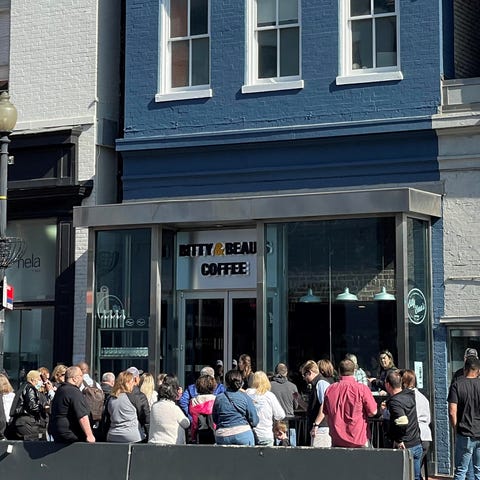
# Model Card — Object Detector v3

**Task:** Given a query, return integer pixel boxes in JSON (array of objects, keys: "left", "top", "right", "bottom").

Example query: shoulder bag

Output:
[{"left": 224, "top": 392, "right": 259, "bottom": 445}]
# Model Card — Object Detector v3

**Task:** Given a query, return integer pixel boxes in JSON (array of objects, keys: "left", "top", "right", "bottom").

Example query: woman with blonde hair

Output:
[
  {"left": 140, "top": 372, "right": 158, "bottom": 407},
  {"left": 0, "top": 374, "right": 15, "bottom": 424},
  {"left": 51, "top": 364, "right": 68, "bottom": 388},
  {"left": 318, "top": 359, "right": 335, "bottom": 381},
  {"left": 8, "top": 370, "right": 50, "bottom": 440},
  {"left": 246, "top": 370, "right": 285, "bottom": 445},
  {"left": 107, "top": 371, "right": 143, "bottom": 443}
]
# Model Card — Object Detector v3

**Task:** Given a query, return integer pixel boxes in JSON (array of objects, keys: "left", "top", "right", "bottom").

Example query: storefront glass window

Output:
[
  {"left": 265, "top": 218, "right": 397, "bottom": 387},
  {"left": 160, "top": 229, "right": 176, "bottom": 374},
  {"left": 4, "top": 307, "right": 55, "bottom": 388},
  {"left": 406, "top": 218, "right": 431, "bottom": 392},
  {"left": 6, "top": 219, "right": 57, "bottom": 302},
  {"left": 94, "top": 229, "right": 151, "bottom": 375}
]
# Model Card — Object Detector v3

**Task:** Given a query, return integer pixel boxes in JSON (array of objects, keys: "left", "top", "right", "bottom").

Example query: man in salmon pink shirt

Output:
[{"left": 323, "top": 358, "right": 378, "bottom": 447}]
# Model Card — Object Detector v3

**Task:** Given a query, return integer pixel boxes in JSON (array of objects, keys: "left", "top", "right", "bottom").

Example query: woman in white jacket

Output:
[{"left": 246, "top": 371, "right": 285, "bottom": 446}]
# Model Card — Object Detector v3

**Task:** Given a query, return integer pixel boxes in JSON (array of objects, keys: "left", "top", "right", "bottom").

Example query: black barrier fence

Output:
[{"left": 0, "top": 441, "right": 412, "bottom": 480}]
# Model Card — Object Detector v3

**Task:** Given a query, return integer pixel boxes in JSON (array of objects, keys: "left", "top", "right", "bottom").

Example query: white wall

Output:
[
  {"left": 8, "top": 0, "right": 121, "bottom": 363},
  {"left": 438, "top": 128, "right": 480, "bottom": 319}
]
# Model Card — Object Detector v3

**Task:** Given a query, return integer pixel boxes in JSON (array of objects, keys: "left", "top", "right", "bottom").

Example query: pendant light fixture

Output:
[
  {"left": 299, "top": 288, "right": 321, "bottom": 303},
  {"left": 373, "top": 286, "right": 396, "bottom": 301},
  {"left": 336, "top": 287, "right": 358, "bottom": 301}
]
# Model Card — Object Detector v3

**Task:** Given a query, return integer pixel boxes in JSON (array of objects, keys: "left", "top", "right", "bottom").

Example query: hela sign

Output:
[{"left": 176, "top": 229, "right": 257, "bottom": 290}]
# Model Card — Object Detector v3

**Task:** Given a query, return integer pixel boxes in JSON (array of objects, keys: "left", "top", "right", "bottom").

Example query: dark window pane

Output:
[
  {"left": 192, "top": 37, "right": 209, "bottom": 85},
  {"left": 258, "top": 29, "right": 277, "bottom": 78},
  {"left": 374, "top": 0, "right": 395, "bottom": 14},
  {"left": 171, "top": 40, "right": 189, "bottom": 87},
  {"left": 351, "top": 0, "right": 371, "bottom": 16},
  {"left": 171, "top": 0, "right": 188, "bottom": 38},
  {"left": 190, "top": 0, "right": 208, "bottom": 35},
  {"left": 257, "top": 0, "right": 276, "bottom": 27},
  {"left": 9, "top": 145, "right": 72, "bottom": 180},
  {"left": 351, "top": 19, "right": 372, "bottom": 69},
  {"left": 279, "top": 0, "right": 298, "bottom": 24},
  {"left": 280, "top": 27, "right": 299, "bottom": 76},
  {"left": 376, "top": 17, "right": 397, "bottom": 67}
]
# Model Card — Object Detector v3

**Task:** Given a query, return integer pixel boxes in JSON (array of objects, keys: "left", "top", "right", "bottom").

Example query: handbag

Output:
[{"left": 224, "top": 392, "right": 259, "bottom": 445}]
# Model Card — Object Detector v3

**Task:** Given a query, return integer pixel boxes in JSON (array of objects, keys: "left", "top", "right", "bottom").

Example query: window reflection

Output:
[
  {"left": 266, "top": 218, "right": 397, "bottom": 384},
  {"left": 94, "top": 229, "right": 151, "bottom": 375}
]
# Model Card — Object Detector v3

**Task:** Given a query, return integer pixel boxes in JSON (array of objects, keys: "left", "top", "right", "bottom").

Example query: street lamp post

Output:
[{"left": 0, "top": 91, "right": 18, "bottom": 373}]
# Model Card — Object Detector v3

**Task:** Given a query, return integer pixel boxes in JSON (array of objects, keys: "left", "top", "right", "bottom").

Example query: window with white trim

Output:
[
  {"left": 157, "top": 0, "right": 212, "bottom": 102},
  {"left": 243, "top": 0, "right": 303, "bottom": 94},
  {"left": 337, "top": 0, "right": 403, "bottom": 85},
  {"left": 0, "top": 0, "right": 11, "bottom": 91}
]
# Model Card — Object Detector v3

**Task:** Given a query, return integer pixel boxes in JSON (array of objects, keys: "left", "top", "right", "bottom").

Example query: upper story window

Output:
[
  {"left": 243, "top": 0, "right": 304, "bottom": 94},
  {"left": 337, "top": 0, "right": 403, "bottom": 85},
  {"left": 0, "top": 0, "right": 11, "bottom": 91},
  {"left": 156, "top": 0, "right": 212, "bottom": 102}
]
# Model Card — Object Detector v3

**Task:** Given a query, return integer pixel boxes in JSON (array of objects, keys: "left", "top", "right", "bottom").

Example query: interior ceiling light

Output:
[
  {"left": 373, "top": 286, "right": 396, "bottom": 301},
  {"left": 299, "top": 288, "right": 321, "bottom": 303},
  {"left": 336, "top": 288, "right": 358, "bottom": 301}
]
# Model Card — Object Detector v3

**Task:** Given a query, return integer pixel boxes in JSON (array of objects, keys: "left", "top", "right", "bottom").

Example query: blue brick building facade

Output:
[{"left": 74, "top": 0, "right": 466, "bottom": 474}]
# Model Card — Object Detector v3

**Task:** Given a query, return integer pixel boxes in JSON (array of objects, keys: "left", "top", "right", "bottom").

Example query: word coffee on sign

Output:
[{"left": 179, "top": 240, "right": 257, "bottom": 277}]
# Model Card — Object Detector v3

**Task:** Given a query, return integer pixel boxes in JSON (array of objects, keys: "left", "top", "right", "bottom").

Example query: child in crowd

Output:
[{"left": 273, "top": 420, "right": 290, "bottom": 446}]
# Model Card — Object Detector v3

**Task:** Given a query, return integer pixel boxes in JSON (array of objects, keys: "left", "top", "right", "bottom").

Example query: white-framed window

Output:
[
  {"left": 156, "top": 0, "right": 212, "bottom": 102},
  {"left": 243, "top": 0, "right": 304, "bottom": 94},
  {"left": 0, "top": 0, "right": 11, "bottom": 91},
  {"left": 337, "top": 0, "right": 403, "bottom": 85}
]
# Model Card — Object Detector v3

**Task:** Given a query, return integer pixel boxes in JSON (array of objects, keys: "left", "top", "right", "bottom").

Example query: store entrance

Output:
[{"left": 178, "top": 291, "right": 256, "bottom": 387}]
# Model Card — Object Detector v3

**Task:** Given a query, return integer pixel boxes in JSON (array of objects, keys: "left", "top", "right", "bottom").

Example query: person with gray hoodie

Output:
[{"left": 270, "top": 363, "right": 299, "bottom": 418}]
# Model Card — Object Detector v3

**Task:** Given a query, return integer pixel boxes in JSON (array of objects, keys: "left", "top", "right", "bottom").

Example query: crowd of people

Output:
[{"left": 1, "top": 348, "right": 477, "bottom": 480}]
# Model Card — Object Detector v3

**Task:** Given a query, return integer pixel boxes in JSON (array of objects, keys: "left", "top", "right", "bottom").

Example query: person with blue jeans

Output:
[
  {"left": 448, "top": 356, "right": 480, "bottom": 480},
  {"left": 212, "top": 369, "right": 259, "bottom": 445},
  {"left": 384, "top": 370, "right": 423, "bottom": 480}
]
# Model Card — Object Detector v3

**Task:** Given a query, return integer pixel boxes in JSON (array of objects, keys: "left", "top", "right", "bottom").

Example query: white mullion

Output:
[
  {"left": 276, "top": 0, "right": 280, "bottom": 79},
  {"left": 370, "top": 0, "right": 375, "bottom": 69},
  {"left": 187, "top": 0, "right": 192, "bottom": 87},
  {"left": 165, "top": 0, "right": 172, "bottom": 92},
  {"left": 395, "top": 0, "right": 400, "bottom": 68},
  {"left": 252, "top": 0, "right": 258, "bottom": 83}
]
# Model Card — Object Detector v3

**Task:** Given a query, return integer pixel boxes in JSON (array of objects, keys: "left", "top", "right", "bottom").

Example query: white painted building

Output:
[{"left": 1, "top": 0, "right": 122, "bottom": 382}]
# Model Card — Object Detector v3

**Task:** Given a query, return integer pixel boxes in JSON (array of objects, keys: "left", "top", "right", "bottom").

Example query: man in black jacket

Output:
[
  {"left": 385, "top": 370, "right": 422, "bottom": 480},
  {"left": 126, "top": 366, "right": 150, "bottom": 440}
]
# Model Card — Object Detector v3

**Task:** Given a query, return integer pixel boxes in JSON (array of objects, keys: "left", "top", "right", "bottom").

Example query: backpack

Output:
[
  {"left": 95, "top": 395, "right": 111, "bottom": 441},
  {"left": 82, "top": 381, "right": 105, "bottom": 422},
  {"left": 196, "top": 413, "right": 215, "bottom": 444}
]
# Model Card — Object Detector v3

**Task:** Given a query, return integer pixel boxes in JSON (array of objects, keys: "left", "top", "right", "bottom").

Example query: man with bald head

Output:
[
  {"left": 78, "top": 361, "right": 101, "bottom": 389},
  {"left": 48, "top": 366, "right": 96, "bottom": 443},
  {"left": 270, "top": 363, "right": 299, "bottom": 418}
]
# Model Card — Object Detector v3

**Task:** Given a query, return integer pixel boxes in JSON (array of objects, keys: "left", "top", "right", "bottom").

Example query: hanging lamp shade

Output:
[
  {"left": 336, "top": 287, "right": 358, "bottom": 301},
  {"left": 373, "top": 286, "right": 396, "bottom": 301},
  {"left": 299, "top": 288, "right": 321, "bottom": 303}
]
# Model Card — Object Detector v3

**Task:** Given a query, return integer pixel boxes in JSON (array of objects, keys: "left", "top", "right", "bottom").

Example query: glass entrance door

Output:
[{"left": 179, "top": 291, "right": 256, "bottom": 387}]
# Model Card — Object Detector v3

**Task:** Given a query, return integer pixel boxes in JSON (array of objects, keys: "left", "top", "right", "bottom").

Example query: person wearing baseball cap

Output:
[
  {"left": 451, "top": 348, "right": 479, "bottom": 385},
  {"left": 126, "top": 366, "right": 150, "bottom": 440}
]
